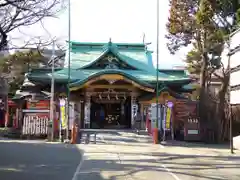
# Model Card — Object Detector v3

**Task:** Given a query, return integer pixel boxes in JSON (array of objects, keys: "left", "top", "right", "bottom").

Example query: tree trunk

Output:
[
  {"left": 0, "top": 27, "right": 7, "bottom": 51},
  {"left": 0, "top": 78, "right": 8, "bottom": 127},
  {"left": 198, "top": 53, "right": 209, "bottom": 140},
  {"left": 199, "top": 54, "right": 208, "bottom": 115},
  {"left": 216, "top": 75, "right": 229, "bottom": 142}
]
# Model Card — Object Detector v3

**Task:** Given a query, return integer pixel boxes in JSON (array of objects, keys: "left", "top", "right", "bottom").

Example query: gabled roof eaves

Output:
[
  {"left": 70, "top": 41, "right": 146, "bottom": 50},
  {"left": 12, "top": 90, "right": 50, "bottom": 100},
  {"left": 66, "top": 41, "right": 153, "bottom": 71},
  {"left": 77, "top": 47, "right": 137, "bottom": 70},
  {"left": 139, "top": 86, "right": 187, "bottom": 101},
  {"left": 26, "top": 67, "right": 192, "bottom": 86},
  {"left": 69, "top": 69, "right": 154, "bottom": 89}
]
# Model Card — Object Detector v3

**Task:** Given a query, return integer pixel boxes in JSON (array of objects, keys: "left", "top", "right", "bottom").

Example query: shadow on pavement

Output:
[
  {"left": 79, "top": 151, "right": 240, "bottom": 180},
  {"left": 161, "top": 140, "right": 232, "bottom": 150},
  {"left": 0, "top": 141, "right": 83, "bottom": 180}
]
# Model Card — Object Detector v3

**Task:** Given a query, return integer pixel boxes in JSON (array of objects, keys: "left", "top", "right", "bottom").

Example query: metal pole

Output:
[
  {"left": 230, "top": 103, "right": 234, "bottom": 154},
  {"left": 156, "top": 0, "right": 159, "bottom": 130},
  {"left": 228, "top": 45, "right": 234, "bottom": 154},
  {"left": 226, "top": 30, "right": 234, "bottom": 154},
  {"left": 66, "top": 0, "right": 71, "bottom": 140},
  {"left": 50, "top": 40, "right": 55, "bottom": 141},
  {"left": 228, "top": 65, "right": 234, "bottom": 154}
]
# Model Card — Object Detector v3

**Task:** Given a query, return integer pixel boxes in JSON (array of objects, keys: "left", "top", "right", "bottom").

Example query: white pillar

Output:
[
  {"left": 84, "top": 93, "right": 91, "bottom": 128},
  {"left": 131, "top": 95, "right": 137, "bottom": 128}
]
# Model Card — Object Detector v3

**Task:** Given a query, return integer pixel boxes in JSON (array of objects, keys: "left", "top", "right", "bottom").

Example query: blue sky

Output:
[{"left": 10, "top": 0, "right": 186, "bottom": 69}]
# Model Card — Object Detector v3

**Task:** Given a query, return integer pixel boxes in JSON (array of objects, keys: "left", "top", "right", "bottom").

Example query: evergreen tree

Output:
[
  {"left": 166, "top": 0, "right": 239, "bottom": 141},
  {"left": 0, "top": 50, "right": 46, "bottom": 97}
]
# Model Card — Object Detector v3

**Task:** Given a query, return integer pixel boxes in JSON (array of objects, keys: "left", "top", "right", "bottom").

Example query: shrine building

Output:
[{"left": 17, "top": 40, "right": 194, "bottom": 130}]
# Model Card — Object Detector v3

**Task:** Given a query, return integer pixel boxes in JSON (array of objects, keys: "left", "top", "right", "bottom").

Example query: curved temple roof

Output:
[
  {"left": 25, "top": 40, "right": 194, "bottom": 93},
  {"left": 27, "top": 68, "right": 192, "bottom": 85},
  {"left": 64, "top": 41, "right": 155, "bottom": 72}
]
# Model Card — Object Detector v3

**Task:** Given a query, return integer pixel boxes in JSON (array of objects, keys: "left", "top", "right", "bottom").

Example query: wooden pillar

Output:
[
  {"left": 84, "top": 93, "right": 91, "bottom": 128},
  {"left": 120, "top": 100, "right": 125, "bottom": 124},
  {"left": 140, "top": 104, "right": 144, "bottom": 130},
  {"left": 76, "top": 101, "right": 81, "bottom": 127},
  {"left": 131, "top": 94, "right": 137, "bottom": 128}
]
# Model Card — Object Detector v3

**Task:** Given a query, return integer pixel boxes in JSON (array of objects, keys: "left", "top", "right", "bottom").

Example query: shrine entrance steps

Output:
[{"left": 78, "top": 129, "right": 151, "bottom": 145}]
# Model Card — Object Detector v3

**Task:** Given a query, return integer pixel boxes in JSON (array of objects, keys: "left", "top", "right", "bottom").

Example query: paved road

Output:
[
  {"left": 0, "top": 132, "right": 240, "bottom": 180},
  {"left": 75, "top": 131, "right": 240, "bottom": 180},
  {"left": 0, "top": 139, "right": 83, "bottom": 180}
]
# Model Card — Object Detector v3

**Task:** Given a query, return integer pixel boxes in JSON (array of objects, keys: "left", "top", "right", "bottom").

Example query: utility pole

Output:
[
  {"left": 66, "top": 0, "right": 71, "bottom": 141},
  {"left": 229, "top": 102, "right": 234, "bottom": 154},
  {"left": 50, "top": 40, "right": 56, "bottom": 141},
  {"left": 228, "top": 54, "right": 234, "bottom": 154},
  {"left": 227, "top": 35, "right": 234, "bottom": 154},
  {"left": 156, "top": 0, "right": 160, "bottom": 133}
]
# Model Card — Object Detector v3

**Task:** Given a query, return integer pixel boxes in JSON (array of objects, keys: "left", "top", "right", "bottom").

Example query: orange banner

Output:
[{"left": 27, "top": 100, "right": 50, "bottom": 109}]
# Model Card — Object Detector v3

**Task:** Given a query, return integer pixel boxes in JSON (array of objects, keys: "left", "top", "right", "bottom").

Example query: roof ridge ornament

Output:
[{"left": 108, "top": 38, "right": 112, "bottom": 46}]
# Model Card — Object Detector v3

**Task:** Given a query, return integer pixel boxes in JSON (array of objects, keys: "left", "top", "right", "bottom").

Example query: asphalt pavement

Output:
[
  {"left": 0, "top": 131, "right": 240, "bottom": 180},
  {"left": 0, "top": 139, "right": 83, "bottom": 180}
]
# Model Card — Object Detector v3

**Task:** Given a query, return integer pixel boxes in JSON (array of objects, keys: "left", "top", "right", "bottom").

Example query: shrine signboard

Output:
[
  {"left": 175, "top": 100, "right": 201, "bottom": 141},
  {"left": 22, "top": 100, "right": 50, "bottom": 136},
  {"left": 22, "top": 113, "right": 49, "bottom": 135},
  {"left": 27, "top": 100, "right": 49, "bottom": 109}
]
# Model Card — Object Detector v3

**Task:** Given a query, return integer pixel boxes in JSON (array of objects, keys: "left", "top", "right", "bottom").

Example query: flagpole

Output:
[
  {"left": 66, "top": 0, "right": 71, "bottom": 140},
  {"left": 156, "top": 0, "right": 159, "bottom": 134}
]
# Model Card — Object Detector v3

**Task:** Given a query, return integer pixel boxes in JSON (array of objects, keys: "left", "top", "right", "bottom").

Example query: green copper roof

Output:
[
  {"left": 27, "top": 68, "right": 191, "bottom": 85},
  {"left": 25, "top": 41, "right": 193, "bottom": 90},
  {"left": 181, "top": 84, "right": 196, "bottom": 92},
  {"left": 139, "top": 86, "right": 187, "bottom": 101},
  {"left": 69, "top": 70, "right": 154, "bottom": 88},
  {"left": 64, "top": 41, "right": 155, "bottom": 72},
  {"left": 159, "top": 69, "right": 188, "bottom": 77}
]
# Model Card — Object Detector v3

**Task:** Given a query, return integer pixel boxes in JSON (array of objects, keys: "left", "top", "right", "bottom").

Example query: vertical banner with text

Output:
[
  {"left": 60, "top": 99, "right": 66, "bottom": 129},
  {"left": 165, "top": 108, "right": 171, "bottom": 130}
]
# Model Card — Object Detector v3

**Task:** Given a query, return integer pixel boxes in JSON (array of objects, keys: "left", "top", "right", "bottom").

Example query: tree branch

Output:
[{"left": 0, "top": 0, "right": 66, "bottom": 51}]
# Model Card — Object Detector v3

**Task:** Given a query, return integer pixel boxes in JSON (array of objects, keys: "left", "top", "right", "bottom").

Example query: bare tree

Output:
[{"left": 0, "top": 0, "right": 66, "bottom": 51}]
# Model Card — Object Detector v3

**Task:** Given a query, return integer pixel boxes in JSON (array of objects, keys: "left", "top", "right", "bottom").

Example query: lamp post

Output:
[{"left": 66, "top": 0, "right": 71, "bottom": 140}]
